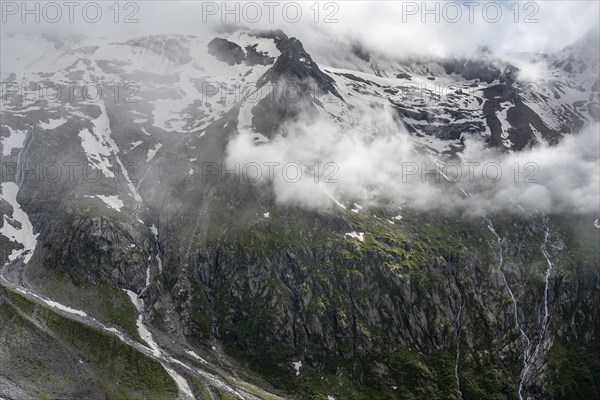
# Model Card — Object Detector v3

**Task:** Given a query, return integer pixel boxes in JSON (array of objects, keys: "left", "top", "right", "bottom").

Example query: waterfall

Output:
[
  {"left": 518, "top": 217, "right": 555, "bottom": 399},
  {"left": 454, "top": 297, "right": 464, "bottom": 400},
  {"left": 484, "top": 217, "right": 531, "bottom": 400},
  {"left": 150, "top": 224, "right": 164, "bottom": 273}
]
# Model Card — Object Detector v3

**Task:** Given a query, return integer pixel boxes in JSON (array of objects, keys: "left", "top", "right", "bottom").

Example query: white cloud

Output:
[
  {"left": 226, "top": 105, "right": 600, "bottom": 215},
  {"left": 2, "top": 1, "right": 598, "bottom": 58}
]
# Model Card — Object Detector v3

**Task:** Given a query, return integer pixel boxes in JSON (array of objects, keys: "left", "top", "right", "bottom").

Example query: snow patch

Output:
[
  {"left": 291, "top": 361, "right": 302, "bottom": 376},
  {"left": 39, "top": 117, "right": 67, "bottom": 130},
  {"left": 78, "top": 106, "right": 117, "bottom": 178},
  {"left": 125, "top": 289, "right": 196, "bottom": 399},
  {"left": 85, "top": 195, "right": 124, "bottom": 212},
  {"left": 127, "top": 141, "right": 143, "bottom": 152},
  {"left": 44, "top": 300, "right": 88, "bottom": 317},
  {"left": 350, "top": 203, "right": 362, "bottom": 213},
  {"left": 329, "top": 196, "right": 347, "bottom": 210},
  {"left": 124, "top": 289, "right": 161, "bottom": 357},
  {"left": 1, "top": 126, "right": 28, "bottom": 156},
  {"left": 0, "top": 182, "right": 39, "bottom": 263},
  {"left": 345, "top": 231, "right": 365, "bottom": 242},
  {"left": 497, "top": 102, "right": 515, "bottom": 148},
  {"left": 185, "top": 350, "right": 208, "bottom": 364},
  {"left": 163, "top": 365, "right": 195, "bottom": 399},
  {"left": 14, "top": 285, "right": 88, "bottom": 317},
  {"left": 146, "top": 143, "right": 163, "bottom": 162}
]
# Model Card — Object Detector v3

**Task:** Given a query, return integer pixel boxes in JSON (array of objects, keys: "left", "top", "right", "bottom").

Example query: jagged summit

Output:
[
  {"left": 257, "top": 37, "right": 342, "bottom": 99},
  {"left": 1, "top": 23, "right": 599, "bottom": 400},
  {"left": 251, "top": 28, "right": 289, "bottom": 49}
]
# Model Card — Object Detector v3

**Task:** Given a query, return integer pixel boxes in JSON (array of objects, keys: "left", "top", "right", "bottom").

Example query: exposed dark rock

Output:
[
  {"left": 482, "top": 84, "right": 563, "bottom": 149},
  {"left": 396, "top": 72, "right": 412, "bottom": 80},
  {"left": 442, "top": 58, "right": 518, "bottom": 84},
  {"left": 1, "top": 27, "right": 599, "bottom": 400},
  {"left": 257, "top": 37, "right": 342, "bottom": 100},
  {"left": 335, "top": 72, "right": 378, "bottom": 86},
  {"left": 207, "top": 38, "right": 245, "bottom": 65},
  {"left": 244, "top": 44, "right": 275, "bottom": 66}
]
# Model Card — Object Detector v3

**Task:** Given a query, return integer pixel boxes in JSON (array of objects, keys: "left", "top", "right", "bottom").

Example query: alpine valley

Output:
[{"left": 1, "top": 24, "right": 599, "bottom": 400}]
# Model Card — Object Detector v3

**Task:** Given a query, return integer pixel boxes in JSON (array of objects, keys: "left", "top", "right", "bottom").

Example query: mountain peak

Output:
[{"left": 257, "top": 36, "right": 342, "bottom": 99}]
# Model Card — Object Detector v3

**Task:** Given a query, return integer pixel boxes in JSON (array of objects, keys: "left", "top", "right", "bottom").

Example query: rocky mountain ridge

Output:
[{"left": 1, "top": 27, "right": 599, "bottom": 400}]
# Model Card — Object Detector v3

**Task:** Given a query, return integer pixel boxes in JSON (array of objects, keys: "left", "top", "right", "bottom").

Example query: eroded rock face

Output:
[
  {"left": 257, "top": 37, "right": 342, "bottom": 100},
  {"left": 441, "top": 58, "right": 518, "bottom": 84},
  {"left": 244, "top": 44, "right": 275, "bottom": 66},
  {"left": 1, "top": 27, "right": 599, "bottom": 400},
  {"left": 207, "top": 38, "right": 245, "bottom": 65},
  {"left": 154, "top": 201, "right": 599, "bottom": 400}
]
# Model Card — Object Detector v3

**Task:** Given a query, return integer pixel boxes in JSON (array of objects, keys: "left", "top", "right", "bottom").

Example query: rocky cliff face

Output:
[
  {"left": 1, "top": 28, "right": 599, "bottom": 400},
  {"left": 148, "top": 189, "right": 599, "bottom": 399}
]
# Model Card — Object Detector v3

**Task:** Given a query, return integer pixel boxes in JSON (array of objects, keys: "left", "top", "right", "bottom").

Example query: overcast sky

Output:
[{"left": 2, "top": 1, "right": 599, "bottom": 58}]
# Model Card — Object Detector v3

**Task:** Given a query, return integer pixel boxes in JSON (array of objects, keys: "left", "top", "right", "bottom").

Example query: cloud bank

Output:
[
  {"left": 1, "top": 1, "right": 598, "bottom": 59},
  {"left": 226, "top": 106, "right": 600, "bottom": 215}
]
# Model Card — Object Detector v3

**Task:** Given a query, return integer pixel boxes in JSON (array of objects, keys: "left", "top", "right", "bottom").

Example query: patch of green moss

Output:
[
  {"left": 179, "top": 206, "right": 597, "bottom": 400},
  {"left": 548, "top": 340, "right": 600, "bottom": 400},
  {"left": 218, "top": 392, "right": 238, "bottom": 400},
  {"left": 192, "top": 377, "right": 212, "bottom": 400},
  {"left": 28, "top": 274, "right": 140, "bottom": 340}
]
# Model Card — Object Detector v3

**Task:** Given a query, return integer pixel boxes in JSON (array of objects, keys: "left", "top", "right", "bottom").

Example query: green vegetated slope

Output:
[
  {"left": 10, "top": 170, "right": 598, "bottom": 400},
  {"left": 163, "top": 201, "right": 599, "bottom": 400},
  {"left": 0, "top": 285, "right": 177, "bottom": 400}
]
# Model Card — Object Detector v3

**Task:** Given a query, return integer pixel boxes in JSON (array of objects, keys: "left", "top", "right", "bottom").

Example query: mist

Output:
[
  {"left": 2, "top": 1, "right": 598, "bottom": 215},
  {"left": 226, "top": 105, "right": 600, "bottom": 215},
  {"left": 2, "top": 1, "right": 598, "bottom": 59}
]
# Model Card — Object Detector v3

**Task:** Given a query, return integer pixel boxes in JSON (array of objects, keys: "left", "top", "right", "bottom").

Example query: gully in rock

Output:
[
  {"left": 518, "top": 217, "right": 556, "bottom": 400},
  {"left": 454, "top": 296, "right": 464, "bottom": 400},
  {"left": 451, "top": 271, "right": 465, "bottom": 400},
  {"left": 484, "top": 217, "right": 531, "bottom": 400}
]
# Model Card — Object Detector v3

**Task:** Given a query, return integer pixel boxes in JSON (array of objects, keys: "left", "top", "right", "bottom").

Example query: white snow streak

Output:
[
  {"left": 39, "top": 117, "right": 67, "bottom": 130},
  {"left": 1, "top": 126, "right": 28, "bottom": 156},
  {"left": 0, "top": 182, "right": 39, "bottom": 263},
  {"left": 85, "top": 195, "right": 124, "bottom": 212},
  {"left": 345, "top": 231, "right": 365, "bottom": 242}
]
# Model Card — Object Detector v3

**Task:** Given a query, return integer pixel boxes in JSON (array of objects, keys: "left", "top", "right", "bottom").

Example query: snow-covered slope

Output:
[{"left": 1, "top": 26, "right": 598, "bottom": 400}]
